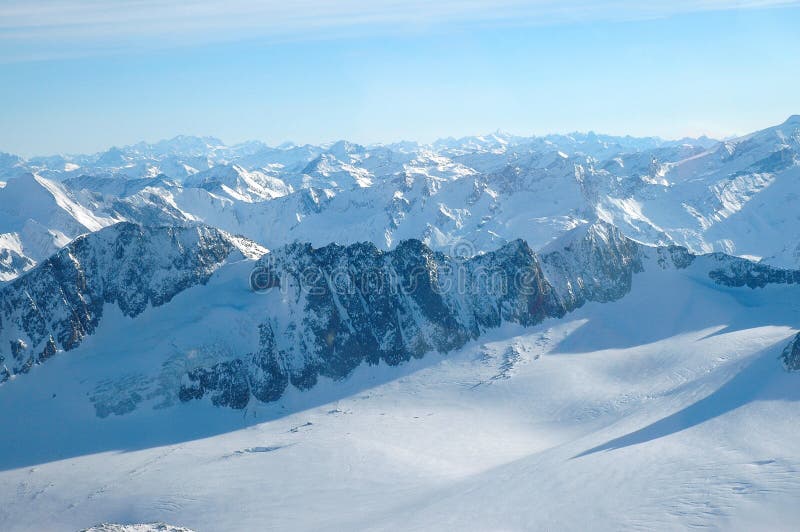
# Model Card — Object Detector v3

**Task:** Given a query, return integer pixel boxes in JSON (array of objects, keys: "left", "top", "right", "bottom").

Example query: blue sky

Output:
[{"left": 1, "top": 1, "right": 799, "bottom": 156}]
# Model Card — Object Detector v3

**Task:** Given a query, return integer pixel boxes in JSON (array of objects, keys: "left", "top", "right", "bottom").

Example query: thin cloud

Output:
[{"left": 2, "top": 0, "right": 799, "bottom": 61}]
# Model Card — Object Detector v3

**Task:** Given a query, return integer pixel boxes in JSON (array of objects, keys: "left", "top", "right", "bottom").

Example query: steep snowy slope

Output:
[
  {"left": 0, "top": 235, "right": 798, "bottom": 531},
  {"left": 62, "top": 175, "right": 181, "bottom": 199},
  {"left": 183, "top": 164, "right": 292, "bottom": 202},
  {"left": 0, "top": 173, "right": 124, "bottom": 279}
]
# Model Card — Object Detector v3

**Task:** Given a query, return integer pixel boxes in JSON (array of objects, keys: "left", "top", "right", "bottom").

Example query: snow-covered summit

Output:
[{"left": 184, "top": 164, "right": 292, "bottom": 202}]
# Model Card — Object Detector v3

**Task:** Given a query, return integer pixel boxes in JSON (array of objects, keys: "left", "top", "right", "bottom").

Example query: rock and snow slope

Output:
[
  {"left": 2, "top": 220, "right": 798, "bottom": 411},
  {"left": 0, "top": 173, "right": 123, "bottom": 280},
  {"left": 0, "top": 222, "right": 265, "bottom": 382}
]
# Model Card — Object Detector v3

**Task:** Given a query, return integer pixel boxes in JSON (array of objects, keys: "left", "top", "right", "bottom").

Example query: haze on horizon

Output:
[{"left": 1, "top": 0, "right": 799, "bottom": 157}]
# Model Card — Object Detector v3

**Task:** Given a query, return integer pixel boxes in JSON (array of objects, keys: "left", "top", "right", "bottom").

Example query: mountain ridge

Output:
[{"left": 4, "top": 218, "right": 798, "bottom": 413}]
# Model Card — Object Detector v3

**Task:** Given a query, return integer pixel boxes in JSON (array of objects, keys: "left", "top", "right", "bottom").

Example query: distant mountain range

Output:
[{"left": 2, "top": 119, "right": 797, "bottom": 286}]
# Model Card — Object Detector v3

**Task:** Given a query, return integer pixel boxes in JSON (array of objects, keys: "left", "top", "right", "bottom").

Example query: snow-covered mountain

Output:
[
  {"left": 3, "top": 218, "right": 796, "bottom": 412},
  {"left": 183, "top": 164, "right": 292, "bottom": 202},
  {"left": 2, "top": 119, "right": 800, "bottom": 531},
  {"left": 589, "top": 115, "right": 800, "bottom": 265}
]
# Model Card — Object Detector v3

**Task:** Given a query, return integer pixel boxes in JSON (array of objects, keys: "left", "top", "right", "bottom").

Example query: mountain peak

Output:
[{"left": 783, "top": 114, "right": 800, "bottom": 126}]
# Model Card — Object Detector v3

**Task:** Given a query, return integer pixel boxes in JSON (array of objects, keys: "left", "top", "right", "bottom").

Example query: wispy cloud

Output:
[{"left": 2, "top": 0, "right": 799, "bottom": 61}]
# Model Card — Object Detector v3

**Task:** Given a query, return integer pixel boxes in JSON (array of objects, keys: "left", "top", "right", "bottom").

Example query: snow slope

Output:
[{"left": 0, "top": 247, "right": 799, "bottom": 530}]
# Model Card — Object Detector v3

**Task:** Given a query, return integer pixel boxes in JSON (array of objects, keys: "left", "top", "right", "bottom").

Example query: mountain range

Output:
[
  {"left": 1, "top": 118, "right": 800, "bottom": 531},
  {"left": 3, "top": 118, "right": 795, "bottom": 284}
]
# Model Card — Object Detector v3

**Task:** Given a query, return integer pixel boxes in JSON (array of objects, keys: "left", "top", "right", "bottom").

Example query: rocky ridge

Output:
[
  {"left": 180, "top": 221, "right": 800, "bottom": 409},
  {"left": 0, "top": 222, "right": 264, "bottom": 382}
]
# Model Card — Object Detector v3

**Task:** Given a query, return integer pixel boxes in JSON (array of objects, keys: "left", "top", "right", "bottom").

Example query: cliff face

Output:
[
  {"left": 539, "top": 221, "right": 644, "bottom": 310},
  {"left": 782, "top": 333, "right": 800, "bottom": 371}
]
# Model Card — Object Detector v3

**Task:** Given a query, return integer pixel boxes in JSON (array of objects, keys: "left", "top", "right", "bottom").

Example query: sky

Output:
[{"left": 1, "top": 1, "right": 799, "bottom": 156}]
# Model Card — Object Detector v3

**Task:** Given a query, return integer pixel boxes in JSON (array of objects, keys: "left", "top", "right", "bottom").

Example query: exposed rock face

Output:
[
  {"left": 179, "top": 237, "right": 566, "bottom": 407},
  {"left": 0, "top": 222, "right": 263, "bottom": 381},
  {"left": 704, "top": 253, "right": 800, "bottom": 288},
  {"left": 540, "top": 221, "right": 644, "bottom": 310},
  {"left": 781, "top": 333, "right": 800, "bottom": 371},
  {"left": 180, "top": 322, "right": 286, "bottom": 408},
  {"left": 652, "top": 245, "right": 696, "bottom": 270}
]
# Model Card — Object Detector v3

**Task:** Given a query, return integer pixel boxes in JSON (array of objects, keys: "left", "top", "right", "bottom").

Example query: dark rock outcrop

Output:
[
  {"left": 781, "top": 333, "right": 800, "bottom": 371},
  {"left": 539, "top": 221, "right": 643, "bottom": 310},
  {"left": 705, "top": 254, "right": 800, "bottom": 288}
]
